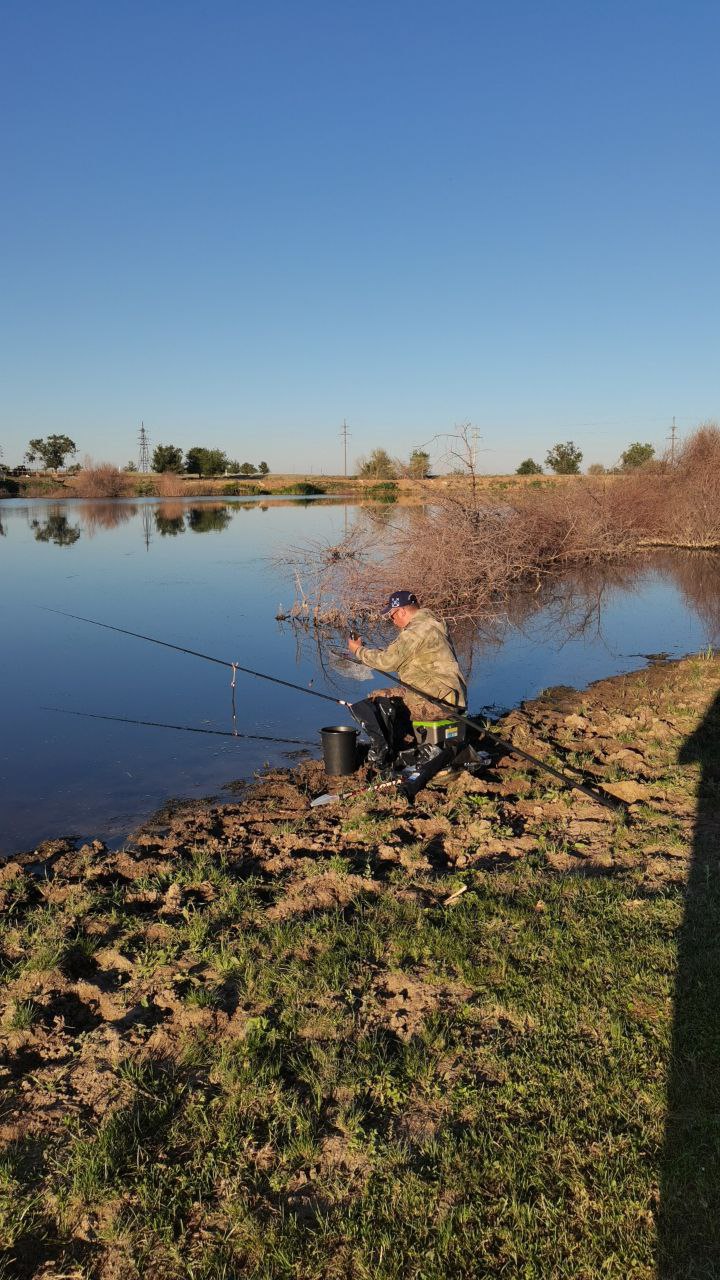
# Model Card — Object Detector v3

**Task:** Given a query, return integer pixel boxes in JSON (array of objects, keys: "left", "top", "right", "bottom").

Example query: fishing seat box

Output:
[{"left": 411, "top": 718, "right": 466, "bottom": 747}]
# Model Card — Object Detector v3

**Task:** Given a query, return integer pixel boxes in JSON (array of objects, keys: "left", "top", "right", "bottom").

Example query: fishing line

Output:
[
  {"left": 230, "top": 663, "right": 238, "bottom": 735},
  {"left": 43, "top": 707, "right": 314, "bottom": 746}
]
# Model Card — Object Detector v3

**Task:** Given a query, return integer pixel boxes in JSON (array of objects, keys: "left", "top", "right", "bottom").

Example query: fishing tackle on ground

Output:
[{"left": 331, "top": 648, "right": 625, "bottom": 813}]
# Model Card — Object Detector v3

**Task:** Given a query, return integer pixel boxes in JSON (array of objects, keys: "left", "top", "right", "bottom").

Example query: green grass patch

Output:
[
  {"left": 366, "top": 481, "right": 399, "bottom": 501},
  {"left": 278, "top": 482, "right": 326, "bottom": 496}
]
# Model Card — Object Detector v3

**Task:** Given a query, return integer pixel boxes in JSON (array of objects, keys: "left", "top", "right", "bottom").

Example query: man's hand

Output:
[{"left": 348, "top": 634, "right": 362, "bottom": 656}]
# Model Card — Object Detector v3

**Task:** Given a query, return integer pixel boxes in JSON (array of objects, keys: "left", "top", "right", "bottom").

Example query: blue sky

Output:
[{"left": 1, "top": 1, "right": 718, "bottom": 473}]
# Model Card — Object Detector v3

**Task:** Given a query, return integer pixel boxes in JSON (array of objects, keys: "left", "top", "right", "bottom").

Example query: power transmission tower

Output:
[
  {"left": 138, "top": 422, "right": 150, "bottom": 473},
  {"left": 339, "top": 419, "right": 350, "bottom": 478},
  {"left": 667, "top": 416, "right": 678, "bottom": 464}
]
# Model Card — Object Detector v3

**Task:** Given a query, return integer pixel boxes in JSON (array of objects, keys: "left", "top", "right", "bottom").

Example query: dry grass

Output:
[
  {"left": 74, "top": 462, "right": 134, "bottom": 499},
  {"left": 153, "top": 472, "right": 189, "bottom": 497}
]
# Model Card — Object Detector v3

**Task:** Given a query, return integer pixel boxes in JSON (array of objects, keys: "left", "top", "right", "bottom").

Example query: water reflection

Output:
[
  {"left": 155, "top": 506, "right": 186, "bottom": 536},
  {"left": 31, "top": 512, "right": 81, "bottom": 546},
  {"left": 79, "top": 502, "right": 139, "bottom": 534},
  {"left": 187, "top": 504, "right": 233, "bottom": 533},
  {"left": 2, "top": 494, "right": 720, "bottom": 857},
  {"left": 655, "top": 551, "right": 720, "bottom": 643}
]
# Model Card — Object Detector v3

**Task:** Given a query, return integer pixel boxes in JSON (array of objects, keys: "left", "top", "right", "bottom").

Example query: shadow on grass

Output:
[{"left": 660, "top": 688, "right": 720, "bottom": 1276}]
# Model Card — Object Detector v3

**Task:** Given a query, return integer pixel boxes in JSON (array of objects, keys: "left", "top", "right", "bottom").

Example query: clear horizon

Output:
[{"left": 1, "top": 2, "right": 718, "bottom": 473}]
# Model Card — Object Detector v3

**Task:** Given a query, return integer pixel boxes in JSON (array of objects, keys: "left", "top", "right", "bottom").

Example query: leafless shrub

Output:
[
  {"left": 154, "top": 472, "right": 188, "bottom": 497},
  {"left": 661, "top": 422, "right": 720, "bottom": 547},
  {"left": 76, "top": 461, "right": 133, "bottom": 498}
]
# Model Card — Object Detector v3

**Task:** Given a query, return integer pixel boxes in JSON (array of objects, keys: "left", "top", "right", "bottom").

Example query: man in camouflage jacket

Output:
[{"left": 348, "top": 590, "right": 467, "bottom": 771}]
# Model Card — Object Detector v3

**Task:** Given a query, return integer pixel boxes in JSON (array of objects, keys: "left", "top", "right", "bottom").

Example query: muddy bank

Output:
[{"left": 1, "top": 653, "right": 717, "bottom": 1278}]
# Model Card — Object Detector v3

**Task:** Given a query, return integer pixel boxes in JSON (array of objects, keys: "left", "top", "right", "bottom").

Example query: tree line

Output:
[
  {"left": 357, "top": 441, "right": 658, "bottom": 479},
  {"left": 7, "top": 434, "right": 658, "bottom": 480},
  {"left": 150, "top": 445, "right": 269, "bottom": 477},
  {"left": 12, "top": 435, "right": 270, "bottom": 478},
  {"left": 516, "top": 441, "right": 656, "bottom": 475}
]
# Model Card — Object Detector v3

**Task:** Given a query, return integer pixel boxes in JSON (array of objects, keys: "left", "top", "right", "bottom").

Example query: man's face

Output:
[{"left": 390, "top": 606, "right": 409, "bottom": 629}]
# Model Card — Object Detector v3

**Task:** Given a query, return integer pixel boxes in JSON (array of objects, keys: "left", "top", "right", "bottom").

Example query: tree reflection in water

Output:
[
  {"left": 187, "top": 504, "right": 233, "bottom": 533},
  {"left": 154, "top": 504, "right": 186, "bottom": 537},
  {"left": 655, "top": 550, "right": 720, "bottom": 643},
  {"left": 31, "top": 512, "right": 81, "bottom": 546}
]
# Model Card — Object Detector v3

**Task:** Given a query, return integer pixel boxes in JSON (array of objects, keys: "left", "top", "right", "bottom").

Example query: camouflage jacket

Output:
[{"left": 357, "top": 609, "right": 467, "bottom": 711}]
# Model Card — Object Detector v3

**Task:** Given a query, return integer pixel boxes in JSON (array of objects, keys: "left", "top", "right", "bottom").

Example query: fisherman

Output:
[{"left": 348, "top": 589, "right": 467, "bottom": 772}]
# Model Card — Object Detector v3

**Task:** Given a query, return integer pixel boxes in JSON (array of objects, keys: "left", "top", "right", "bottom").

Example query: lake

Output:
[{"left": 1, "top": 495, "right": 718, "bottom": 856}]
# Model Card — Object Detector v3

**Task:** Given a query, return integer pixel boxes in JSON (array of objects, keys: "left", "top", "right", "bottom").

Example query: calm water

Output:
[{"left": 1, "top": 496, "right": 719, "bottom": 856}]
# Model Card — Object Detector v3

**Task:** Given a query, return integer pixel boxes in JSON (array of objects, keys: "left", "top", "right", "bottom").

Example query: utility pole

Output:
[
  {"left": 667, "top": 416, "right": 678, "bottom": 464},
  {"left": 339, "top": 419, "right": 350, "bottom": 478},
  {"left": 471, "top": 426, "right": 480, "bottom": 474},
  {"left": 138, "top": 421, "right": 150, "bottom": 473}
]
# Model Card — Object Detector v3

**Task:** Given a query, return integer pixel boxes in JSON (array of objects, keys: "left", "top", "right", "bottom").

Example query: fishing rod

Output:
[
  {"left": 43, "top": 608, "right": 350, "bottom": 709},
  {"left": 332, "top": 648, "right": 623, "bottom": 813},
  {"left": 43, "top": 707, "right": 313, "bottom": 746},
  {"left": 311, "top": 775, "right": 405, "bottom": 808}
]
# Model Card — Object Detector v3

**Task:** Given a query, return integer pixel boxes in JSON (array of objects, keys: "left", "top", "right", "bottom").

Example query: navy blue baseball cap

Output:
[{"left": 381, "top": 589, "right": 419, "bottom": 616}]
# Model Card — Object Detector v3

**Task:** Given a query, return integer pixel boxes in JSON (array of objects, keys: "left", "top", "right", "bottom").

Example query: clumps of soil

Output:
[
  {"left": 363, "top": 970, "right": 473, "bottom": 1041},
  {"left": 267, "top": 871, "right": 383, "bottom": 921}
]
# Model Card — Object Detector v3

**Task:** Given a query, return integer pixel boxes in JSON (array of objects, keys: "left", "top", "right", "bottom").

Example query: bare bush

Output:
[
  {"left": 662, "top": 423, "right": 720, "bottom": 547},
  {"left": 288, "top": 424, "right": 720, "bottom": 625},
  {"left": 76, "top": 461, "right": 133, "bottom": 498},
  {"left": 154, "top": 472, "right": 188, "bottom": 497}
]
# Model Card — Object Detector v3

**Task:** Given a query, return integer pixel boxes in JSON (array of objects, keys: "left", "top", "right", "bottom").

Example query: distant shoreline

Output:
[{"left": 1, "top": 470, "right": 588, "bottom": 501}]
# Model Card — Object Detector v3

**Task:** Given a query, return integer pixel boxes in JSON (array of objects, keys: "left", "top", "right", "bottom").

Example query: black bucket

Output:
[{"left": 321, "top": 725, "right": 358, "bottom": 776}]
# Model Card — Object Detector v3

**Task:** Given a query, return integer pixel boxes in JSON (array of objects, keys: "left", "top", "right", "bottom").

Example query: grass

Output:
[
  {"left": 278, "top": 482, "right": 326, "bottom": 496},
  {"left": 365, "top": 482, "right": 399, "bottom": 502},
  {"left": 0, "top": 868, "right": 677, "bottom": 1277}
]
